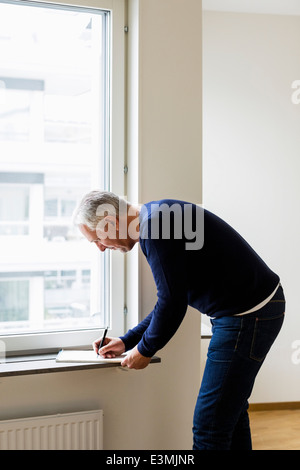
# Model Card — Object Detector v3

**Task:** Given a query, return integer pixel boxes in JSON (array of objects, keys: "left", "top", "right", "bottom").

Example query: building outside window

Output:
[{"left": 0, "top": 0, "right": 125, "bottom": 353}]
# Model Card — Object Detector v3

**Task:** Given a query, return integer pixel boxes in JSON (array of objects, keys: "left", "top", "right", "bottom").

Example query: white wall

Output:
[
  {"left": 136, "top": 0, "right": 202, "bottom": 203},
  {"left": 0, "top": 0, "right": 202, "bottom": 450},
  {"left": 203, "top": 11, "right": 300, "bottom": 402}
]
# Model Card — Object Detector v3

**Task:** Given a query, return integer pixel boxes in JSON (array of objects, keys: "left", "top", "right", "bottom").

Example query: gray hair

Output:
[{"left": 73, "top": 190, "right": 129, "bottom": 230}]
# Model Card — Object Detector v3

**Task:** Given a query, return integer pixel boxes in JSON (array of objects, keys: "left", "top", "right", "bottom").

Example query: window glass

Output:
[
  {"left": 0, "top": 185, "right": 29, "bottom": 235},
  {"left": 0, "top": 1, "right": 110, "bottom": 337},
  {"left": 0, "top": 278, "right": 29, "bottom": 323}
]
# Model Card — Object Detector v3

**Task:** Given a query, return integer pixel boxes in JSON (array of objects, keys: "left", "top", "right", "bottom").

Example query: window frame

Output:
[{"left": 0, "top": 0, "right": 126, "bottom": 355}]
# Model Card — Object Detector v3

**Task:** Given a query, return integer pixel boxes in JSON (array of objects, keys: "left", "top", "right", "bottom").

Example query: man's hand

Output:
[
  {"left": 121, "top": 345, "right": 151, "bottom": 370},
  {"left": 93, "top": 336, "right": 125, "bottom": 358}
]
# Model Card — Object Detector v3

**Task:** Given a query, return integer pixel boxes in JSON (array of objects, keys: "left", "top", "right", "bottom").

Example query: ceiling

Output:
[{"left": 202, "top": 0, "right": 300, "bottom": 16}]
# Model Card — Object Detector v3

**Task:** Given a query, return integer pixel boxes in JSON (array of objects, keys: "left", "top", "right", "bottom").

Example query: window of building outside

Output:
[{"left": 0, "top": 0, "right": 125, "bottom": 354}]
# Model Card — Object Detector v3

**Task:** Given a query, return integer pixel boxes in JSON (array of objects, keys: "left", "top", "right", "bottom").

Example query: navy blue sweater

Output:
[{"left": 120, "top": 200, "right": 279, "bottom": 357}]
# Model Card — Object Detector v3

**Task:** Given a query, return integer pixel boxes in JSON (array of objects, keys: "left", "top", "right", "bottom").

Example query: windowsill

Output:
[
  {"left": 201, "top": 322, "right": 212, "bottom": 339},
  {"left": 0, "top": 351, "right": 161, "bottom": 378}
]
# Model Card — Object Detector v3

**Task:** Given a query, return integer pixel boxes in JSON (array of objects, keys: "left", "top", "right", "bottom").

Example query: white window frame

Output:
[{"left": 1, "top": 0, "right": 126, "bottom": 355}]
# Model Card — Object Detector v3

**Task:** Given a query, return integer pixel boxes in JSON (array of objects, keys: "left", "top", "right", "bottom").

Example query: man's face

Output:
[{"left": 79, "top": 220, "right": 132, "bottom": 253}]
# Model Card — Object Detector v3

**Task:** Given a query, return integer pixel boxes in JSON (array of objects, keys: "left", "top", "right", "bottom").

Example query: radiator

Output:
[{"left": 0, "top": 410, "right": 103, "bottom": 450}]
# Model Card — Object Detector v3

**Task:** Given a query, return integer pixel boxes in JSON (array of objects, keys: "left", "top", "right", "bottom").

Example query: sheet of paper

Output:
[{"left": 56, "top": 349, "right": 127, "bottom": 364}]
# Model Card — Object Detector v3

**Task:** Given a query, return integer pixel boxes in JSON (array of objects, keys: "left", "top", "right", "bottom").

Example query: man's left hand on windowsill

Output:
[{"left": 120, "top": 345, "right": 151, "bottom": 370}]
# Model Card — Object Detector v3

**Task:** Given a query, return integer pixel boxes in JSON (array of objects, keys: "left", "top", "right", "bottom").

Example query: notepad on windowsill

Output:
[{"left": 56, "top": 349, "right": 128, "bottom": 364}]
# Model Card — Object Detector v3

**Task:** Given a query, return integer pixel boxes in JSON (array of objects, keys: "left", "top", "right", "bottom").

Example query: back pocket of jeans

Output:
[{"left": 250, "top": 313, "right": 284, "bottom": 362}]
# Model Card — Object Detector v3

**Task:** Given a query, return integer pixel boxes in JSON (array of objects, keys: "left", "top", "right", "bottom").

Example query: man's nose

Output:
[{"left": 96, "top": 241, "right": 106, "bottom": 252}]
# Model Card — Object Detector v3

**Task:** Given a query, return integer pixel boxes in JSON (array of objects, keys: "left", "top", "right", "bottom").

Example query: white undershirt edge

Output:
[{"left": 234, "top": 283, "right": 280, "bottom": 316}]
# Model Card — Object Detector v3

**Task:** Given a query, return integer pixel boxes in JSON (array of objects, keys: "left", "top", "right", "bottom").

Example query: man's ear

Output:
[
  {"left": 96, "top": 215, "right": 119, "bottom": 238},
  {"left": 105, "top": 215, "right": 119, "bottom": 230}
]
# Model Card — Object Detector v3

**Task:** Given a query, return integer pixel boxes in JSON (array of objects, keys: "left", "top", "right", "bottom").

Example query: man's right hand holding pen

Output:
[{"left": 93, "top": 335, "right": 125, "bottom": 358}]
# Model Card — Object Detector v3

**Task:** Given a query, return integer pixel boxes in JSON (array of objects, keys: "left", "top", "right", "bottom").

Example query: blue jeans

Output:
[{"left": 193, "top": 285, "right": 285, "bottom": 450}]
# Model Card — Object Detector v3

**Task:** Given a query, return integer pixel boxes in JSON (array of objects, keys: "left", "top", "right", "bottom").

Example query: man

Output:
[{"left": 73, "top": 190, "right": 285, "bottom": 450}]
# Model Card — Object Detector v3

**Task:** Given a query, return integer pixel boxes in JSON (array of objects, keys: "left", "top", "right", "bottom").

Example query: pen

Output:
[{"left": 98, "top": 326, "right": 108, "bottom": 355}]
